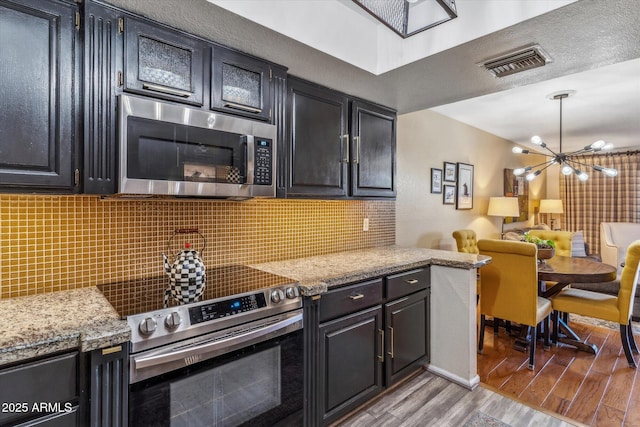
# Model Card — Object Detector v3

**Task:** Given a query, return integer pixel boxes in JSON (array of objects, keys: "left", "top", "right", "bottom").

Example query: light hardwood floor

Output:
[
  {"left": 337, "top": 320, "right": 639, "bottom": 427},
  {"left": 335, "top": 369, "right": 578, "bottom": 427}
]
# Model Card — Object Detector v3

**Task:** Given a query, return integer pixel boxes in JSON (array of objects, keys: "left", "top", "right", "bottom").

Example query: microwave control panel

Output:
[{"left": 254, "top": 138, "right": 272, "bottom": 185}]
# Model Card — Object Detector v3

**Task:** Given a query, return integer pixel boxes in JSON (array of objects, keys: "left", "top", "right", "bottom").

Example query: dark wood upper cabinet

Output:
[
  {"left": 211, "top": 46, "right": 273, "bottom": 122},
  {"left": 285, "top": 77, "right": 396, "bottom": 199},
  {"left": 286, "top": 77, "right": 349, "bottom": 198},
  {"left": 123, "top": 16, "right": 205, "bottom": 106},
  {"left": 83, "top": 0, "right": 121, "bottom": 194},
  {"left": 351, "top": 100, "right": 396, "bottom": 198},
  {"left": 0, "top": 0, "right": 80, "bottom": 192}
]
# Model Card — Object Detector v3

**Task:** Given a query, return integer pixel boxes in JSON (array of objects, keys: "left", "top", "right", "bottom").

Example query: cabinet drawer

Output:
[
  {"left": 0, "top": 352, "right": 78, "bottom": 424},
  {"left": 386, "top": 268, "right": 429, "bottom": 300},
  {"left": 319, "top": 279, "right": 383, "bottom": 323}
]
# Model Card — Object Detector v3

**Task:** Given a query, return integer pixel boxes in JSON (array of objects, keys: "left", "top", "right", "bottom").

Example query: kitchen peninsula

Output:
[{"left": 0, "top": 246, "right": 488, "bottom": 426}]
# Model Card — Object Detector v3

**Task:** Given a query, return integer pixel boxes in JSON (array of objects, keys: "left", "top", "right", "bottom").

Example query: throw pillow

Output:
[{"left": 571, "top": 231, "right": 587, "bottom": 257}]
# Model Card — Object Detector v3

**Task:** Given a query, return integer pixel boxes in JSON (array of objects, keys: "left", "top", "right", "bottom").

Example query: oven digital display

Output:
[{"left": 188, "top": 293, "right": 267, "bottom": 324}]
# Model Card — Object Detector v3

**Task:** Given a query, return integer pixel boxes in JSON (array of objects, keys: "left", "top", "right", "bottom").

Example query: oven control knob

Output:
[
  {"left": 139, "top": 317, "right": 157, "bottom": 336},
  {"left": 271, "top": 289, "right": 285, "bottom": 304},
  {"left": 165, "top": 312, "right": 182, "bottom": 330},
  {"left": 285, "top": 287, "right": 299, "bottom": 299}
]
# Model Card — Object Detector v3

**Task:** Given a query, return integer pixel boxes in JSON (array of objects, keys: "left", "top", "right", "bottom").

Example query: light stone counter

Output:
[
  {"left": 251, "top": 245, "right": 489, "bottom": 296},
  {"left": 0, "top": 287, "right": 130, "bottom": 366}
]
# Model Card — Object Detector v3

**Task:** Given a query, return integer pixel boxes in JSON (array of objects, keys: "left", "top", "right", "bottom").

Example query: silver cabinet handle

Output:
[
  {"left": 342, "top": 134, "right": 350, "bottom": 163},
  {"left": 224, "top": 102, "right": 263, "bottom": 114},
  {"left": 406, "top": 279, "right": 419, "bottom": 284},
  {"left": 378, "top": 328, "right": 384, "bottom": 362},
  {"left": 349, "top": 293, "right": 364, "bottom": 300},
  {"left": 353, "top": 136, "right": 360, "bottom": 164},
  {"left": 388, "top": 326, "right": 394, "bottom": 358},
  {"left": 142, "top": 83, "right": 191, "bottom": 98}
]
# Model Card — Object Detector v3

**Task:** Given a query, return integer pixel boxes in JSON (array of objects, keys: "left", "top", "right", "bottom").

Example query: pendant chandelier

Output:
[{"left": 512, "top": 90, "right": 617, "bottom": 181}]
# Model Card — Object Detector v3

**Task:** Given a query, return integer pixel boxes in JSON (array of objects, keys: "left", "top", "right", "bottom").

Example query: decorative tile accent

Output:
[{"left": 0, "top": 195, "right": 395, "bottom": 299}]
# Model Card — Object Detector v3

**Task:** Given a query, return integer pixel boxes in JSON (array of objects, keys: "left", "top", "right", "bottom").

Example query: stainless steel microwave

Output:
[{"left": 118, "top": 94, "right": 276, "bottom": 199}]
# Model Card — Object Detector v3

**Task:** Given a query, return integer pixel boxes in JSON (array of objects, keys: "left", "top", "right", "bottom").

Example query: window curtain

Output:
[{"left": 559, "top": 151, "right": 640, "bottom": 256}]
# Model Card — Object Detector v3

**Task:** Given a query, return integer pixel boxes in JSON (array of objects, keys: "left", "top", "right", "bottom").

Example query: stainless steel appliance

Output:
[
  {"left": 118, "top": 94, "right": 276, "bottom": 199},
  {"left": 98, "top": 265, "right": 303, "bottom": 427}
]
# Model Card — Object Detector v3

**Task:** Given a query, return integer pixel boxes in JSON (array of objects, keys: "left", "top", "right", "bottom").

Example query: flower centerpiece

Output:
[{"left": 523, "top": 232, "right": 556, "bottom": 262}]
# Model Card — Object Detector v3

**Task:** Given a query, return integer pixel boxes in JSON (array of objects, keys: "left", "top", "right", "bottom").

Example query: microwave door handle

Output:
[{"left": 133, "top": 312, "right": 302, "bottom": 370}]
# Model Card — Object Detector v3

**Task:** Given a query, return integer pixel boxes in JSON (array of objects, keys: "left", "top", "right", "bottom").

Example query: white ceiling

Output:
[
  {"left": 208, "top": 0, "right": 640, "bottom": 154},
  {"left": 104, "top": 0, "right": 640, "bottom": 154}
]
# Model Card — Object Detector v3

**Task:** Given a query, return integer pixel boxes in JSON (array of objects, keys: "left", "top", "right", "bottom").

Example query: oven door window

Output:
[
  {"left": 129, "top": 331, "right": 303, "bottom": 427},
  {"left": 126, "top": 117, "right": 247, "bottom": 184}
]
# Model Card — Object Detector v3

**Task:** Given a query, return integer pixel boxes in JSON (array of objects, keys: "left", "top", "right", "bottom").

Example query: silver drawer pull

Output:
[
  {"left": 405, "top": 279, "right": 419, "bottom": 284},
  {"left": 142, "top": 83, "right": 191, "bottom": 98},
  {"left": 349, "top": 293, "right": 365, "bottom": 300}
]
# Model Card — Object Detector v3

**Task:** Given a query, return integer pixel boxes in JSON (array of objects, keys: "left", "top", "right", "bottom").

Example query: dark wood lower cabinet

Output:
[
  {"left": 306, "top": 268, "right": 431, "bottom": 426},
  {"left": 318, "top": 306, "right": 383, "bottom": 425},
  {"left": 385, "top": 289, "right": 430, "bottom": 386},
  {"left": 80, "top": 344, "right": 129, "bottom": 427}
]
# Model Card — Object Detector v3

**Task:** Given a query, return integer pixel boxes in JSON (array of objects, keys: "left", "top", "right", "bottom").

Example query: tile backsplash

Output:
[{"left": 0, "top": 195, "right": 395, "bottom": 299}]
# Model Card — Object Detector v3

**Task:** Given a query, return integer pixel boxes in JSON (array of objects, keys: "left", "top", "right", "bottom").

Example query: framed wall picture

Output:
[
  {"left": 431, "top": 168, "right": 442, "bottom": 193},
  {"left": 456, "top": 162, "right": 474, "bottom": 210},
  {"left": 443, "top": 184, "right": 456, "bottom": 205},
  {"left": 444, "top": 162, "right": 456, "bottom": 182},
  {"left": 503, "top": 168, "right": 529, "bottom": 222}
]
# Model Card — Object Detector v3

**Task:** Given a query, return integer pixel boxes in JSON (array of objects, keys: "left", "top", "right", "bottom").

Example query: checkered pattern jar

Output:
[{"left": 163, "top": 233, "right": 207, "bottom": 306}]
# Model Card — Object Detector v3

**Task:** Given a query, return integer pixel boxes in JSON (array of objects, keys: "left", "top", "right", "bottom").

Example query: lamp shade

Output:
[
  {"left": 539, "top": 199, "right": 564, "bottom": 214},
  {"left": 487, "top": 197, "right": 520, "bottom": 218}
]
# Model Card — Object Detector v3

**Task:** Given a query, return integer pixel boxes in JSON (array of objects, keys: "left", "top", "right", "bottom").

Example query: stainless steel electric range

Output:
[{"left": 98, "top": 265, "right": 303, "bottom": 427}]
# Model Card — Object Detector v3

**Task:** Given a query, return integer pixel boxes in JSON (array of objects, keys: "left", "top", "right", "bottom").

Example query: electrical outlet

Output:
[{"left": 363, "top": 218, "right": 369, "bottom": 232}]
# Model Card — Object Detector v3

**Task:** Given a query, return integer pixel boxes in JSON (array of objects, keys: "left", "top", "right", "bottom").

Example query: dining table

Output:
[{"left": 536, "top": 255, "right": 618, "bottom": 353}]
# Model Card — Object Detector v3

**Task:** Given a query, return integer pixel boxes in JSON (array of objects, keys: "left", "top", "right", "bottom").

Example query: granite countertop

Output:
[
  {"left": 252, "top": 245, "right": 490, "bottom": 296},
  {"left": 1, "top": 245, "right": 487, "bottom": 366},
  {"left": 0, "top": 287, "right": 130, "bottom": 366}
]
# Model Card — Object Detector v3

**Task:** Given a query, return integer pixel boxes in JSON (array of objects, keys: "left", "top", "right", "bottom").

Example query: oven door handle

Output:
[{"left": 133, "top": 312, "right": 302, "bottom": 370}]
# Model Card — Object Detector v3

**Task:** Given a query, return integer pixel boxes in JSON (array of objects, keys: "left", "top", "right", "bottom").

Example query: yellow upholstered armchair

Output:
[
  {"left": 550, "top": 240, "right": 640, "bottom": 368},
  {"left": 477, "top": 239, "right": 553, "bottom": 370},
  {"left": 527, "top": 230, "right": 573, "bottom": 257},
  {"left": 452, "top": 229, "right": 479, "bottom": 254}
]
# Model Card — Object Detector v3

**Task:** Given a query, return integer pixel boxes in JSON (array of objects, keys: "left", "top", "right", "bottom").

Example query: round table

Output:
[{"left": 537, "top": 255, "right": 617, "bottom": 353}]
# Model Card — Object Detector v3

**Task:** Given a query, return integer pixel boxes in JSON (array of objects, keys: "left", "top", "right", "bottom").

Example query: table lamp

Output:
[
  {"left": 487, "top": 197, "right": 520, "bottom": 236},
  {"left": 539, "top": 199, "right": 564, "bottom": 230}
]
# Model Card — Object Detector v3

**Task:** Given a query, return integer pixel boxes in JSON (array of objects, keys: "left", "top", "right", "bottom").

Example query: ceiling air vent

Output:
[{"left": 480, "top": 44, "right": 552, "bottom": 78}]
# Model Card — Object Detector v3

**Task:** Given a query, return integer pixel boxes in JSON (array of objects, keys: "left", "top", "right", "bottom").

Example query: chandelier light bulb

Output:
[
  {"left": 561, "top": 165, "right": 573, "bottom": 175},
  {"left": 590, "top": 140, "right": 606, "bottom": 150},
  {"left": 526, "top": 170, "right": 541, "bottom": 181},
  {"left": 602, "top": 143, "right": 614, "bottom": 150},
  {"left": 513, "top": 168, "right": 525, "bottom": 176},
  {"left": 512, "top": 147, "right": 529, "bottom": 154},
  {"left": 603, "top": 167, "right": 618, "bottom": 177},
  {"left": 530, "top": 135, "right": 543, "bottom": 145},
  {"left": 576, "top": 170, "right": 589, "bottom": 181}
]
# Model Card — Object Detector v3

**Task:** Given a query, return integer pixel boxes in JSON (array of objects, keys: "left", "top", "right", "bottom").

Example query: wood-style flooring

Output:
[
  {"left": 335, "top": 370, "right": 576, "bottom": 427},
  {"left": 336, "top": 320, "right": 640, "bottom": 427},
  {"left": 478, "top": 321, "right": 640, "bottom": 427}
]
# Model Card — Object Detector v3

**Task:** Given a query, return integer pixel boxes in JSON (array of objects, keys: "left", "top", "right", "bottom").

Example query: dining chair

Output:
[
  {"left": 478, "top": 239, "right": 552, "bottom": 370},
  {"left": 452, "top": 229, "right": 479, "bottom": 254},
  {"left": 527, "top": 230, "right": 573, "bottom": 257},
  {"left": 550, "top": 240, "right": 640, "bottom": 368}
]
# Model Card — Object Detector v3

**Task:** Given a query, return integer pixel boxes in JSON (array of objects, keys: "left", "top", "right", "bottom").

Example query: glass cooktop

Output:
[{"left": 97, "top": 265, "right": 296, "bottom": 318}]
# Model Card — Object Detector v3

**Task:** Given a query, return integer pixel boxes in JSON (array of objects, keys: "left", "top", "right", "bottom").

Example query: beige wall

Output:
[{"left": 396, "top": 109, "right": 548, "bottom": 249}]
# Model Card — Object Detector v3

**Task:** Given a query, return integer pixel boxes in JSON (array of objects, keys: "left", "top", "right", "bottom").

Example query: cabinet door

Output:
[
  {"left": 351, "top": 100, "right": 396, "bottom": 198},
  {"left": 83, "top": 1, "right": 122, "bottom": 194},
  {"left": 123, "top": 16, "right": 205, "bottom": 105},
  {"left": 287, "top": 77, "right": 349, "bottom": 197},
  {"left": 385, "top": 289, "right": 430, "bottom": 386},
  {"left": 318, "top": 306, "right": 383, "bottom": 425},
  {"left": 211, "top": 46, "right": 272, "bottom": 121},
  {"left": 0, "top": 0, "right": 79, "bottom": 192}
]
